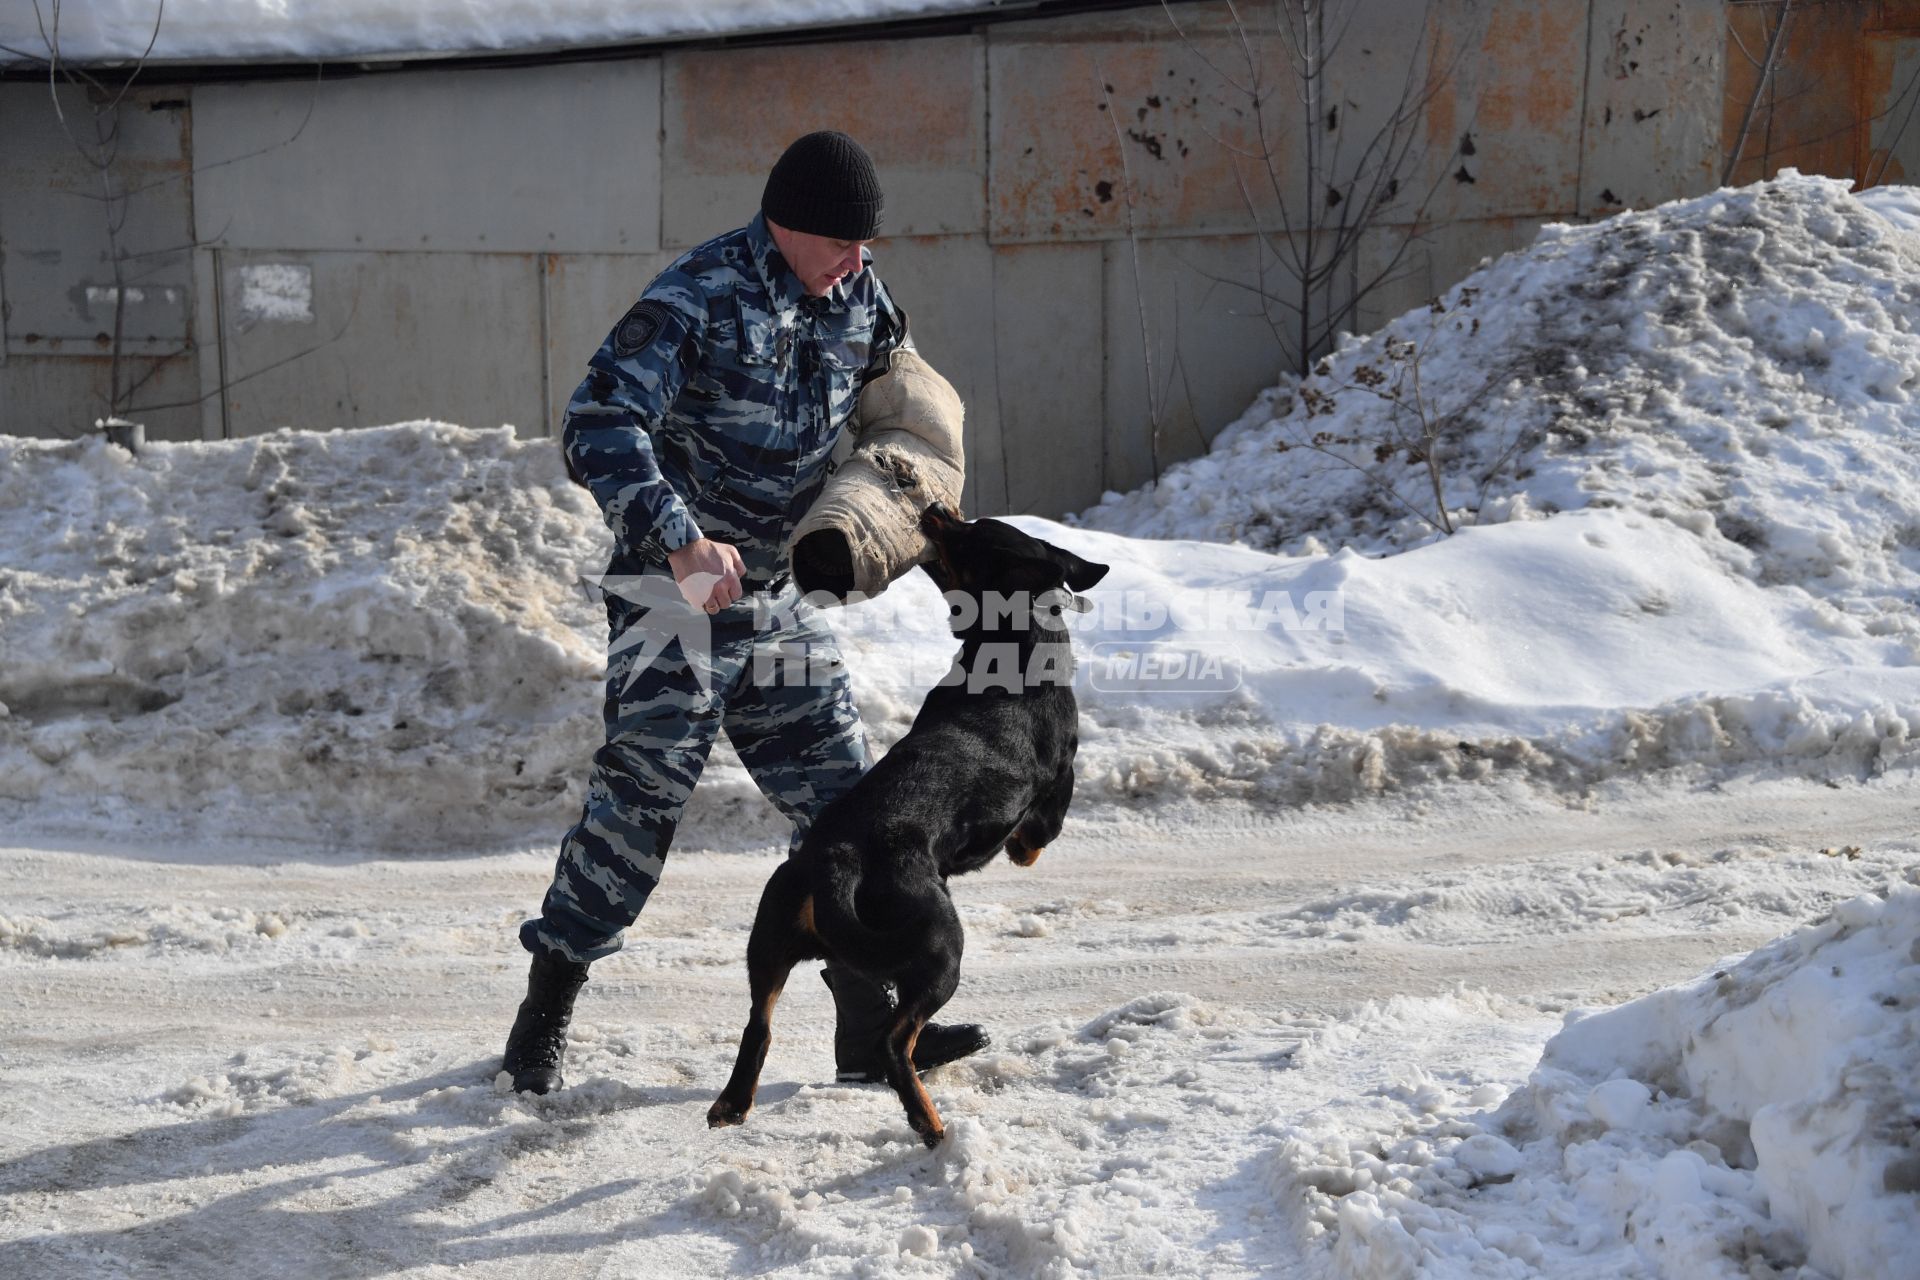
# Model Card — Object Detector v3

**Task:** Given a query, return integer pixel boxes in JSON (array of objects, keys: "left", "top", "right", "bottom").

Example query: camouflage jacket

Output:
[{"left": 562, "top": 212, "right": 911, "bottom": 588}]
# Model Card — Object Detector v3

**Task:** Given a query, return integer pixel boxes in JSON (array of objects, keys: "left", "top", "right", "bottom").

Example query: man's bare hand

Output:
[{"left": 668, "top": 537, "right": 747, "bottom": 612}]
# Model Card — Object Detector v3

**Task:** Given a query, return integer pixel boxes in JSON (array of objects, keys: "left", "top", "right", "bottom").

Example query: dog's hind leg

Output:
[
  {"left": 709, "top": 861, "right": 820, "bottom": 1129},
  {"left": 884, "top": 913, "right": 964, "bottom": 1148}
]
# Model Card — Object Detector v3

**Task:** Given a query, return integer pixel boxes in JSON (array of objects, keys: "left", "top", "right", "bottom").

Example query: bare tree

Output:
[
  {"left": 1721, "top": 0, "right": 1796, "bottom": 186},
  {"left": 4, "top": 0, "right": 338, "bottom": 443},
  {"left": 1722, "top": 0, "right": 1920, "bottom": 189},
  {"left": 1162, "top": 0, "right": 1484, "bottom": 379},
  {"left": 1284, "top": 288, "right": 1517, "bottom": 537},
  {"left": 11, "top": 0, "right": 170, "bottom": 433}
]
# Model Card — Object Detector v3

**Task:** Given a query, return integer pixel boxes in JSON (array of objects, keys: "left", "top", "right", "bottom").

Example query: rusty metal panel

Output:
[
  {"left": 218, "top": 250, "right": 544, "bottom": 437},
  {"left": 1578, "top": 0, "right": 1724, "bottom": 215},
  {"left": 0, "top": 82, "right": 195, "bottom": 355},
  {"left": 848, "top": 234, "right": 1005, "bottom": 513},
  {"left": 1863, "top": 32, "right": 1920, "bottom": 184},
  {"left": 661, "top": 37, "right": 986, "bottom": 249},
  {"left": 194, "top": 60, "right": 662, "bottom": 254},
  {"left": 988, "top": 0, "right": 1585, "bottom": 246},
  {"left": 1353, "top": 215, "right": 1551, "bottom": 334},
  {"left": 1415, "top": 0, "right": 1588, "bottom": 223},
  {"left": 990, "top": 242, "right": 1105, "bottom": 516},
  {"left": 987, "top": 26, "right": 1293, "bottom": 243},
  {"left": 1872, "top": 1, "right": 1920, "bottom": 31},
  {"left": 0, "top": 353, "right": 203, "bottom": 441},
  {"left": 1723, "top": 3, "right": 1866, "bottom": 186},
  {"left": 1102, "top": 234, "right": 1289, "bottom": 498},
  {"left": 543, "top": 251, "right": 677, "bottom": 436}
]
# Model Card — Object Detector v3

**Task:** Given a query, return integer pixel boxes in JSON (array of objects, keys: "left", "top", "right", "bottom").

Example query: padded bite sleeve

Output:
[{"left": 786, "top": 347, "right": 967, "bottom": 600}]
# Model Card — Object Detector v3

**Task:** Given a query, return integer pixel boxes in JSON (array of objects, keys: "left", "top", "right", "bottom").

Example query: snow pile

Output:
[
  {"left": 11, "top": 177, "right": 1920, "bottom": 848},
  {"left": 0, "top": 424, "right": 932, "bottom": 850},
  {"left": 1062, "top": 172, "right": 1920, "bottom": 804},
  {"left": 7, "top": 425, "right": 1919, "bottom": 850},
  {"left": 0, "top": 902, "right": 303, "bottom": 959},
  {"left": 1269, "top": 880, "right": 1920, "bottom": 1279},
  {"left": 0, "top": 0, "right": 990, "bottom": 65},
  {"left": 1079, "top": 173, "right": 1920, "bottom": 648},
  {"left": 988, "top": 512, "right": 1920, "bottom": 810},
  {"left": 0, "top": 425, "right": 611, "bottom": 850}
]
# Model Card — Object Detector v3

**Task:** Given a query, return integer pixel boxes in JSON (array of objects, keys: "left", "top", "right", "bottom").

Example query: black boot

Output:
[
  {"left": 822, "top": 966, "right": 990, "bottom": 1084},
  {"left": 501, "top": 949, "right": 590, "bottom": 1095}
]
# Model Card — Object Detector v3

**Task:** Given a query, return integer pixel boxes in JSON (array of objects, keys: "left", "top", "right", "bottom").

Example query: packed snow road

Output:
[{"left": 3, "top": 773, "right": 1915, "bottom": 1278}]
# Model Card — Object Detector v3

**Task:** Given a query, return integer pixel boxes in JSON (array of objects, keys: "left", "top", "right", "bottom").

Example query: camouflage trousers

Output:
[{"left": 521, "top": 576, "right": 869, "bottom": 964}]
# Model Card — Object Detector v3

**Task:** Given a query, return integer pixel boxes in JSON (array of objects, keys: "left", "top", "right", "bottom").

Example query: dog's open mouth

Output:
[{"left": 919, "top": 533, "right": 957, "bottom": 585}]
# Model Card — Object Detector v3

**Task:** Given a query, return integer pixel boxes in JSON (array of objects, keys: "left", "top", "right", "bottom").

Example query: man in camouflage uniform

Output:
[{"left": 503, "top": 131, "right": 988, "bottom": 1095}]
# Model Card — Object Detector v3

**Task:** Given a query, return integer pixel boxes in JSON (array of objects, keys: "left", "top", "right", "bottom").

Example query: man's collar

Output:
[
  {"left": 748, "top": 211, "right": 869, "bottom": 313},
  {"left": 747, "top": 212, "right": 809, "bottom": 313}
]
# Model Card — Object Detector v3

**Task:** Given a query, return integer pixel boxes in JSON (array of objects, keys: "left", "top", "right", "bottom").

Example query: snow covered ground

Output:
[
  {"left": 2, "top": 782, "right": 1916, "bottom": 1277},
  {"left": 6, "top": 173, "right": 1920, "bottom": 1277}
]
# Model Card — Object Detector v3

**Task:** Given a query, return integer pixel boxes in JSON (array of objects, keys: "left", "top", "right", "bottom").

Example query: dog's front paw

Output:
[
  {"left": 913, "top": 1119, "right": 947, "bottom": 1149},
  {"left": 707, "top": 1096, "right": 750, "bottom": 1129}
]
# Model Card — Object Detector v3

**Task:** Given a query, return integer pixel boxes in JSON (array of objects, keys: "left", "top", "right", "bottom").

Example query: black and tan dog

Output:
[{"left": 707, "top": 504, "right": 1108, "bottom": 1147}]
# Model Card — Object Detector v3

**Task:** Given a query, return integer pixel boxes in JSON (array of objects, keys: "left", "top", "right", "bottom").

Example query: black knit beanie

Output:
[{"left": 761, "top": 131, "right": 885, "bottom": 240}]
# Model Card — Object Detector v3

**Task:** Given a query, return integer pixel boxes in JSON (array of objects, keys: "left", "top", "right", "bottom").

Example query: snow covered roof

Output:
[{"left": 0, "top": 0, "right": 1071, "bottom": 69}]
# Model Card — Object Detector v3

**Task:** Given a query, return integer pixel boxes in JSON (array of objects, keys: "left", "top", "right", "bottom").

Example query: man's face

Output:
[{"left": 768, "top": 220, "right": 872, "bottom": 297}]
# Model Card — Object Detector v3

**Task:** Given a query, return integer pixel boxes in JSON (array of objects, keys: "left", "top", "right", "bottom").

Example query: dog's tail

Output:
[{"left": 812, "top": 854, "right": 917, "bottom": 975}]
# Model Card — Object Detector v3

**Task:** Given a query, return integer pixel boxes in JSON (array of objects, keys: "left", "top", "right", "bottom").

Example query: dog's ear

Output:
[
  {"left": 919, "top": 502, "right": 962, "bottom": 533},
  {"left": 1055, "top": 549, "right": 1109, "bottom": 592},
  {"left": 1006, "top": 548, "right": 1107, "bottom": 596}
]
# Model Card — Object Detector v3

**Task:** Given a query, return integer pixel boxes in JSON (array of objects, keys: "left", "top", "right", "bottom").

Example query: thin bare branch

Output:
[
  {"left": 1722, "top": 0, "right": 1795, "bottom": 186},
  {"left": 1275, "top": 414, "right": 1447, "bottom": 536},
  {"left": 1158, "top": 0, "right": 1253, "bottom": 98},
  {"left": 118, "top": 343, "right": 192, "bottom": 401},
  {"left": 1867, "top": 56, "right": 1920, "bottom": 188},
  {"left": 130, "top": 299, "right": 361, "bottom": 416},
  {"left": 113, "top": 62, "right": 326, "bottom": 203},
  {"left": 1763, "top": 84, "right": 1920, "bottom": 157},
  {"left": 99, "top": 0, "right": 165, "bottom": 116}
]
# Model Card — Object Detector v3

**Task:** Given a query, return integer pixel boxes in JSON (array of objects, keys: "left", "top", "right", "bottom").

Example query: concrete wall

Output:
[{"left": 0, "top": 0, "right": 1880, "bottom": 517}]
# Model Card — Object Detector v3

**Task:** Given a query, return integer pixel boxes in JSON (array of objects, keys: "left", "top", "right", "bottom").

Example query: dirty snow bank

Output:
[
  {"left": 0, "top": 425, "right": 611, "bottom": 850},
  {"left": 1078, "top": 173, "right": 1920, "bottom": 643},
  {"left": 1269, "top": 880, "right": 1920, "bottom": 1279},
  {"left": 6, "top": 417, "right": 1920, "bottom": 850},
  {"left": 1067, "top": 172, "right": 1920, "bottom": 804}
]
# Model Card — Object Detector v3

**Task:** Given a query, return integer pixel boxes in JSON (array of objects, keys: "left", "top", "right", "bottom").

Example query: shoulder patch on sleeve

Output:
[{"left": 613, "top": 299, "right": 677, "bottom": 359}]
